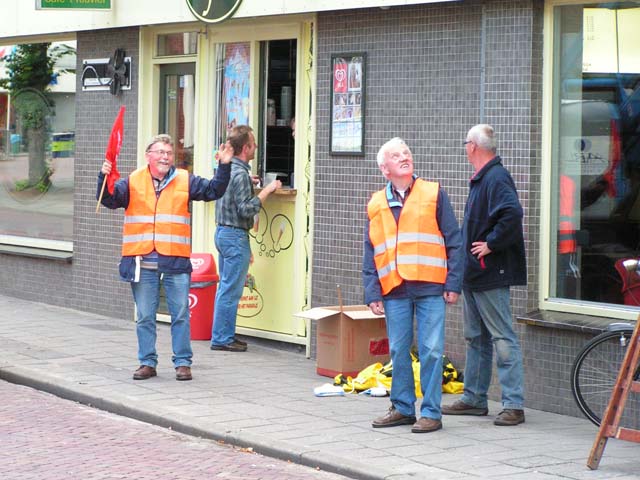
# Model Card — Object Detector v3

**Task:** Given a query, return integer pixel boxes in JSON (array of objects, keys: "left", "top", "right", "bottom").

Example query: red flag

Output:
[{"left": 105, "top": 106, "right": 125, "bottom": 194}]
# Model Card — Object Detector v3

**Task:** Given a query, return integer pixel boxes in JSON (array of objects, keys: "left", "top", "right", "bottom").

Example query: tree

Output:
[{"left": 0, "top": 43, "right": 74, "bottom": 190}]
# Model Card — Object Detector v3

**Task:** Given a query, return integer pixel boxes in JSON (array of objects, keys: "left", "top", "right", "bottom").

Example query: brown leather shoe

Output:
[
  {"left": 494, "top": 409, "right": 525, "bottom": 426},
  {"left": 441, "top": 399, "right": 488, "bottom": 416},
  {"left": 233, "top": 337, "right": 248, "bottom": 347},
  {"left": 210, "top": 340, "right": 247, "bottom": 352},
  {"left": 133, "top": 365, "right": 156, "bottom": 380},
  {"left": 411, "top": 417, "right": 443, "bottom": 433},
  {"left": 175, "top": 366, "right": 192, "bottom": 381},
  {"left": 372, "top": 406, "right": 416, "bottom": 428}
]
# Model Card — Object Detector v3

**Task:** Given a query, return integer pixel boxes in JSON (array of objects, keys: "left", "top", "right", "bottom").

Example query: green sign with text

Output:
[
  {"left": 39, "top": 0, "right": 111, "bottom": 9},
  {"left": 185, "top": 0, "right": 242, "bottom": 24}
]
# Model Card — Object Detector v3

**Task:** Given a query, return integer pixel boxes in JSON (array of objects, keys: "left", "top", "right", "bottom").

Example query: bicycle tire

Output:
[{"left": 571, "top": 328, "right": 634, "bottom": 426}]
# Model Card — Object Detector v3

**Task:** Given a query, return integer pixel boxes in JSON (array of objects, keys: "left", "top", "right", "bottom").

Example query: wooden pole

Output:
[{"left": 96, "top": 175, "right": 107, "bottom": 214}]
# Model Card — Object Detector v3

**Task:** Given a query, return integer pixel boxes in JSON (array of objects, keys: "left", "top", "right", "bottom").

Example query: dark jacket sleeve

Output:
[
  {"left": 362, "top": 216, "right": 384, "bottom": 305},
  {"left": 188, "top": 162, "right": 231, "bottom": 201},
  {"left": 485, "top": 173, "right": 523, "bottom": 252},
  {"left": 437, "top": 189, "right": 463, "bottom": 293},
  {"left": 97, "top": 173, "right": 130, "bottom": 209}
]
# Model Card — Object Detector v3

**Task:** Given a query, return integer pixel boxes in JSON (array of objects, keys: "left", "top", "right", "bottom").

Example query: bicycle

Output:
[
  {"left": 571, "top": 322, "right": 640, "bottom": 426},
  {"left": 571, "top": 258, "right": 640, "bottom": 426}
]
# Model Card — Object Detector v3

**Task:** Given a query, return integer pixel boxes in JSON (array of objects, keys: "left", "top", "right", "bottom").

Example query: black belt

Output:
[{"left": 218, "top": 224, "right": 248, "bottom": 231}]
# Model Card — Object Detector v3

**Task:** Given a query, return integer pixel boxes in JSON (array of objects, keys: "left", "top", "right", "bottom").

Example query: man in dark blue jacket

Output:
[
  {"left": 98, "top": 134, "right": 232, "bottom": 382},
  {"left": 441, "top": 124, "right": 527, "bottom": 426}
]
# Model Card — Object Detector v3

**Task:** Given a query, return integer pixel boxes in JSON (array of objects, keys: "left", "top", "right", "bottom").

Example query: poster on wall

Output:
[
  {"left": 330, "top": 53, "right": 366, "bottom": 156},
  {"left": 219, "top": 42, "right": 251, "bottom": 136}
]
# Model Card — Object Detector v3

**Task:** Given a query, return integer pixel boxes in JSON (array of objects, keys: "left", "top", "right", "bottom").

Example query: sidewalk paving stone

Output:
[{"left": 1, "top": 294, "right": 639, "bottom": 479}]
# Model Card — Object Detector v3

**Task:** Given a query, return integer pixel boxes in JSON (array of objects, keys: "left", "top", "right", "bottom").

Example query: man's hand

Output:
[
  {"left": 471, "top": 241, "right": 492, "bottom": 259},
  {"left": 264, "top": 179, "right": 281, "bottom": 193},
  {"left": 216, "top": 141, "right": 234, "bottom": 165},
  {"left": 101, "top": 160, "right": 112, "bottom": 175},
  {"left": 443, "top": 292, "right": 459, "bottom": 304},
  {"left": 369, "top": 301, "right": 384, "bottom": 316}
]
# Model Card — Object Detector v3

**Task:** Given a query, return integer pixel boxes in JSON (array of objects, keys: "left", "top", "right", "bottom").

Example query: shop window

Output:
[
  {"left": 212, "top": 40, "right": 297, "bottom": 189},
  {"left": 157, "top": 32, "right": 198, "bottom": 57},
  {"left": 214, "top": 42, "right": 251, "bottom": 148},
  {"left": 258, "top": 39, "right": 297, "bottom": 188},
  {"left": 0, "top": 41, "right": 76, "bottom": 245},
  {"left": 550, "top": 4, "right": 640, "bottom": 306}
]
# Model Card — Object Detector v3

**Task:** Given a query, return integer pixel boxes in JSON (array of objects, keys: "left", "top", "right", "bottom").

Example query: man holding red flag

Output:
[{"left": 97, "top": 133, "right": 232, "bottom": 381}]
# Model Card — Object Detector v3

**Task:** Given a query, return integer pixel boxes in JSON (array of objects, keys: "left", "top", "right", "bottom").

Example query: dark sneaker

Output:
[
  {"left": 210, "top": 340, "right": 248, "bottom": 352},
  {"left": 372, "top": 406, "right": 416, "bottom": 428},
  {"left": 411, "top": 417, "right": 443, "bottom": 433},
  {"left": 494, "top": 409, "right": 525, "bottom": 426},
  {"left": 133, "top": 365, "right": 157, "bottom": 380},
  {"left": 175, "top": 366, "right": 192, "bottom": 381},
  {"left": 233, "top": 337, "right": 248, "bottom": 347},
  {"left": 441, "top": 400, "right": 488, "bottom": 416}
]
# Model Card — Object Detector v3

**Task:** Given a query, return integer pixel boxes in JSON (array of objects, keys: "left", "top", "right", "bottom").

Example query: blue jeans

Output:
[
  {"left": 211, "top": 226, "right": 251, "bottom": 346},
  {"left": 130, "top": 269, "right": 192, "bottom": 368},
  {"left": 461, "top": 287, "right": 524, "bottom": 410},
  {"left": 382, "top": 295, "right": 445, "bottom": 419}
]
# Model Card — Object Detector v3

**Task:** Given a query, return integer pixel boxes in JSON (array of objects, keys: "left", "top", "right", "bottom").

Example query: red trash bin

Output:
[{"left": 189, "top": 253, "right": 219, "bottom": 340}]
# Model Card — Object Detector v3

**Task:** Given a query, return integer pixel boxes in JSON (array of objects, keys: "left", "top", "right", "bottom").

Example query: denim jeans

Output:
[
  {"left": 211, "top": 226, "right": 251, "bottom": 346},
  {"left": 130, "top": 268, "right": 192, "bottom": 368},
  {"left": 382, "top": 295, "right": 445, "bottom": 419},
  {"left": 461, "top": 287, "right": 524, "bottom": 410}
]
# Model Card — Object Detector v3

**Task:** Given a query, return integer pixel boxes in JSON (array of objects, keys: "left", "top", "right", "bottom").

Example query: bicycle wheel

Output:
[{"left": 571, "top": 328, "right": 635, "bottom": 426}]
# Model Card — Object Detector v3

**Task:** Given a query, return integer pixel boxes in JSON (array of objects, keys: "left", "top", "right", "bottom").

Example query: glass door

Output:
[
  {"left": 159, "top": 63, "right": 196, "bottom": 173},
  {"left": 158, "top": 63, "right": 196, "bottom": 316}
]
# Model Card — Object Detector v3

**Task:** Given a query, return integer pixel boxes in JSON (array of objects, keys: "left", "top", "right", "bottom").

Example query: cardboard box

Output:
[{"left": 295, "top": 305, "right": 389, "bottom": 378}]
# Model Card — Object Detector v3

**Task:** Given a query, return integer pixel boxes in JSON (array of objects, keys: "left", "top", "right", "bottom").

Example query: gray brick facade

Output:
[{"left": 311, "top": 1, "right": 586, "bottom": 417}]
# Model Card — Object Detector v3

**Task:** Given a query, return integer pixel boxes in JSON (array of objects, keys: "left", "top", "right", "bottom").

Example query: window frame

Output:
[{"left": 540, "top": 0, "right": 640, "bottom": 320}]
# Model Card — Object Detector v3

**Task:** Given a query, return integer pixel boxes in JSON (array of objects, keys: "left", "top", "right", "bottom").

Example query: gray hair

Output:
[
  {"left": 376, "top": 137, "right": 408, "bottom": 166},
  {"left": 466, "top": 124, "right": 496, "bottom": 153},
  {"left": 145, "top": 134, "right": 173, "bottom": 152}
]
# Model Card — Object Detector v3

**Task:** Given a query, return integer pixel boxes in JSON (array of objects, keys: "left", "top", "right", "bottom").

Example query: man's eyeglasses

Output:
[
  {"left": 463, "top": 140, "right": 474, "bottom": 145},
  {"left": 147, "top": 149, "right": 174, "bottom": 157}
]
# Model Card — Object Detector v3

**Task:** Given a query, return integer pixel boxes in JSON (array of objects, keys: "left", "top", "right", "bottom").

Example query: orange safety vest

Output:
[
  {"left": 122, "top": 167, "right": 191, "bottom": 258},
  {"left": 558, "top": 174, "right": 577, "bottom": 254},
  {"left": 367, "top": 179, "right": 447, "bottom": 295}
]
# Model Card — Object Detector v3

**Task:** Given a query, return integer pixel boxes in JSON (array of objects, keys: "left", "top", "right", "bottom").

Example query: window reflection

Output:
[
  {"left": 552, "top": 4, "right": 640, "bottom": 306},
  {"left": 0, "top": 41, "right": 75, "bottom": 243}
]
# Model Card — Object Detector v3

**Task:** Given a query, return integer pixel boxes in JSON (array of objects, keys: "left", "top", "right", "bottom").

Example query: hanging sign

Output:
[
  {"left": 185, "top": 0, "right": 243, "bottom": 23},
  {"left": 37, "top": 0, "right": 111, "bottom": 9}
]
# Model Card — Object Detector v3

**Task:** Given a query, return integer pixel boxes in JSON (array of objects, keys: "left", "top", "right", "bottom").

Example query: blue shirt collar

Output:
[{"left": 386, "top": 174, "right": 417, "bottom": 207}]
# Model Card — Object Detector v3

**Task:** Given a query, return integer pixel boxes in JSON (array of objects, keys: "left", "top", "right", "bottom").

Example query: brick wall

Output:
[
  {"left": 73, "top": 28, "right": 139, "bottom": 319},
  {"left": 312, "top": 1, "right": 584, "bottom": 417}
]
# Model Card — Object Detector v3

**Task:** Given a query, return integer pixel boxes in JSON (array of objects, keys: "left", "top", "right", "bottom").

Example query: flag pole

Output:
[{"left": 96, "top": 175, "right": 107, "bottom": 213}]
